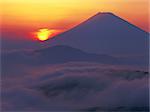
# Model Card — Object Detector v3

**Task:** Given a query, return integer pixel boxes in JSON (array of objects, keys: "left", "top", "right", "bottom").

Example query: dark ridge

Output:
[
  {"left": 83, "top": 106, "right": 149, "bottom": 112},
  {"left": 35, "top": 45, "right": 84, "bottom": 53}
]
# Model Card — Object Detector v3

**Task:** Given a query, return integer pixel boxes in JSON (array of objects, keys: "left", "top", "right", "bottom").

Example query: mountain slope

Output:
[{"left": 47, "top": 12, "right": 148, "bottom": 58}]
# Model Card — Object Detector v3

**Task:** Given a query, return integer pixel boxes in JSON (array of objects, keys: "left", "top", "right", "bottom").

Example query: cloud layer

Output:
[{"left": 2, "top": 62, "right": 149, "bottom": 111}]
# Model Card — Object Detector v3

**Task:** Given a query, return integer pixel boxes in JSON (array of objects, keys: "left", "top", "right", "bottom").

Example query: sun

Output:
[
  {"left": 36, "top": 29, "right": 52, "bottom": 41},
  {"left": 33, "top": 28, "right": 61, "bottom": 42}
]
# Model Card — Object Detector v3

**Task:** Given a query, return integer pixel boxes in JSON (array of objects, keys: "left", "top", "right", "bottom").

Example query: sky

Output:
[{"left": 0, "top": 0, "right": 149, "bottom": 49}]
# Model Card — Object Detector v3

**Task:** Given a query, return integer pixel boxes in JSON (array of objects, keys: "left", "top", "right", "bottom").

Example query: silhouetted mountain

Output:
[
  {"left": 48, "top": 12, "right": 148, "bottom": 59},
  {"left": 1, "top": 45, "right": 117, "bottom": 66},
  {"left": 33, "top": 45, "right": 119, "bottom": 64},
  {"left": 2, "top": 45, "right": 148, "bottom": 67},
  {"left": 2, "top": 13, "right": 148, "bottom": 67}
]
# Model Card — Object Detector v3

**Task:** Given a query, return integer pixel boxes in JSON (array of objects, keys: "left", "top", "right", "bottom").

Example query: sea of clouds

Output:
[{"left": 1, "top": 62, "right": 149, "bottom": 111}]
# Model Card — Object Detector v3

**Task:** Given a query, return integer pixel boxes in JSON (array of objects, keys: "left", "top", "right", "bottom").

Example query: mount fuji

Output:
[
  {"left": 47, "top": 12, "right": 148, "bottom": 58},
  {"left": 2, "top": 12, "right": 148, "bottom": 68}
]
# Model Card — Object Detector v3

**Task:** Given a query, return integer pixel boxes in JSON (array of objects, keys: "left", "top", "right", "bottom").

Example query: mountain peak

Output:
[
  {"left": 82, "top": 12, "right": 147, "bottom": 33},
  {"left": 93, "top": 12, "right": 115, "bottom": 18},
  {"left": 83, "top": 12, "right": 119, "bottom": 24},
  {"left": 48, "top": 12, "right": 148, "bottom": 58},
  {"left": 96, "top": 12, "right": 114, "bottom": 16}
]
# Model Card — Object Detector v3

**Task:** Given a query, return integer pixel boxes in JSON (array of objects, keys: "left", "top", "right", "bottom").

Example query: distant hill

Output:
[
  {"left": 32, "top": 45, "right": 120, "bottom": 64},
  {"left": 2, "top": 45, "right": 148, "bottom": 67}
]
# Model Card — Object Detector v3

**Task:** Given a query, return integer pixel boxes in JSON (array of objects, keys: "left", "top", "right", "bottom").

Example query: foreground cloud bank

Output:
[{"left": 2, "top": 62, "right": 149, "bottom": 111}]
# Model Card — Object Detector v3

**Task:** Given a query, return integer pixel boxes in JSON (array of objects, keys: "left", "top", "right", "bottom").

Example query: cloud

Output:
[{"left": 1, "top": 62, "right": 149, "bottom": 111}]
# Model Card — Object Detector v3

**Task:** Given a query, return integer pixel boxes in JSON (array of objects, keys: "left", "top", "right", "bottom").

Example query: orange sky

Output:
[{"left": 1, "top": 0, "right": 149, "bottom": 39}]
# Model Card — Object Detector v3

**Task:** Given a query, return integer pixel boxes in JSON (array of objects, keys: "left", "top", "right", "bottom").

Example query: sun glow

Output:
[{"left": 36, "top": 29, "right": 56, "bottom": 41}]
